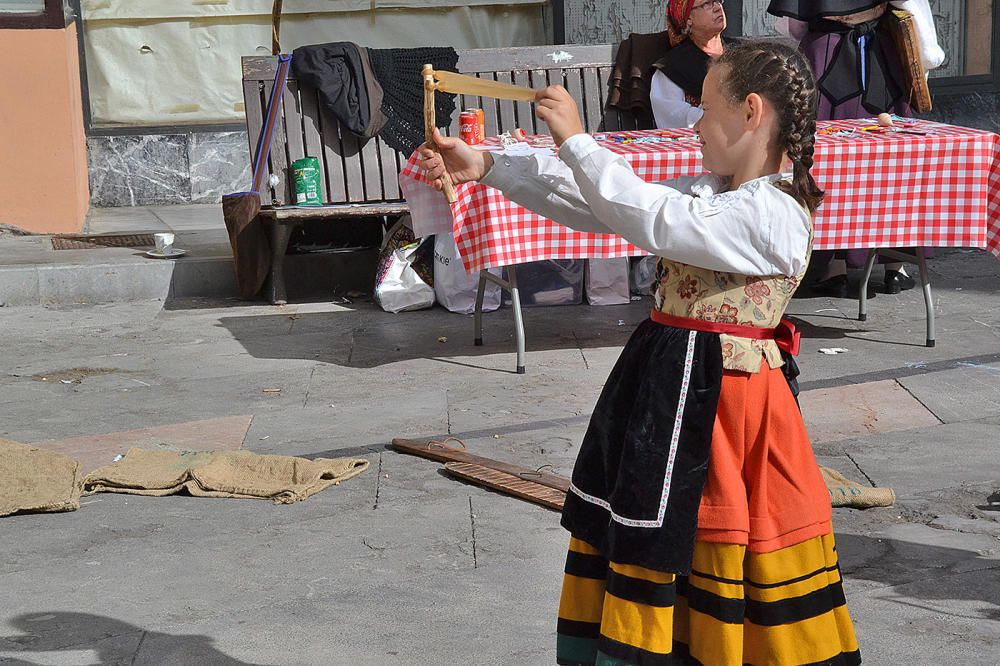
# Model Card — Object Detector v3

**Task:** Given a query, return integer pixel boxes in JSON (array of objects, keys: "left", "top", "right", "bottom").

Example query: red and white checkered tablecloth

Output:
[{"left": 400, "top": 118, "right": 1000, "bottom": 273}]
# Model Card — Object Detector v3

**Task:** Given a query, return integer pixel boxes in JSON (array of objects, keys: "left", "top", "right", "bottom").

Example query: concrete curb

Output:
[{"left": 0, "top": 256, "right": 238, "bottom": 307}]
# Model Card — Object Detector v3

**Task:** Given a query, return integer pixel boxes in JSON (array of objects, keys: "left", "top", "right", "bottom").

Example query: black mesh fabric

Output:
[{"left": 368, "top": 47, "right": 459, "bottom": 155}]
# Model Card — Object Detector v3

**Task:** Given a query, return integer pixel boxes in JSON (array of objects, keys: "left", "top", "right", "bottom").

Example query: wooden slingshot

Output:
[{"left": 421, "top": 64, "right": 537, "bottom": 204}]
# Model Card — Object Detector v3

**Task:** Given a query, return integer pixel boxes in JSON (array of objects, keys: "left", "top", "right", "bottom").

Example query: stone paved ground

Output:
[{"left": 0, "top": 247, "right": 998, "bottom": 665}]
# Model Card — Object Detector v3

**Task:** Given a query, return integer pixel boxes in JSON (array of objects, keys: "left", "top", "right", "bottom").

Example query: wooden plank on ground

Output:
[
  {"left": 443, "top": 462, "right": 565, "bottom": 511},
  {"left": 390, "top": 437, "right": 570, "bottom": 493}
]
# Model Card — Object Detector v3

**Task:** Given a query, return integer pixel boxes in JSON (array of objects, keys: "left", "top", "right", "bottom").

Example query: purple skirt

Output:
[{"left": 800, "top": 30, "right": 911, "bottom": 121}]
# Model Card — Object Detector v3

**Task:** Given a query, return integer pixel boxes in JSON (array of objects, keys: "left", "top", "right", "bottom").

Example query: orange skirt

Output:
[{"left": 696, "top": 361, "right": 832, "bottom": 553}]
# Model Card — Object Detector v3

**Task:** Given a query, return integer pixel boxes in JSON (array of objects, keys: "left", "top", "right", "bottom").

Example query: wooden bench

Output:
[{"left": 241, "top": 44, "right": 643, "bottom": 305}]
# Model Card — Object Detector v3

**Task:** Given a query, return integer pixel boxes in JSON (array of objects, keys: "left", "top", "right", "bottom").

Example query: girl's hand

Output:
[
  {"left": 534, "top": 86, "right": 585, "bottom": 145},
  {"left": 417, "top": 128, "right": 493, "bottom": 191}
]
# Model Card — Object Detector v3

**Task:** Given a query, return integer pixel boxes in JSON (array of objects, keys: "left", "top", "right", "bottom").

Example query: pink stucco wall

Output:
[{"left": 0, "top": 24, "right": 89, "bottom": 233}]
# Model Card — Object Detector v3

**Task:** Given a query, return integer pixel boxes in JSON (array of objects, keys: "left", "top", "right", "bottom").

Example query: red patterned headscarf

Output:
[{"left": 667, "top": 0, "right": 695, "bottom": 46}]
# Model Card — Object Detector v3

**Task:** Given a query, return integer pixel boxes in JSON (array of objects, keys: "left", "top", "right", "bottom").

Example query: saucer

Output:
[{"left": 145, "top": 248, "right": 187, "bottom": 259}]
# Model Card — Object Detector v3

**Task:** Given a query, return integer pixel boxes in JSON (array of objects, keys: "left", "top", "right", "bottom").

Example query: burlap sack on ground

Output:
[
  {"left": 83, "top": 449, "right": 369, "bottom": 504},
  {"left": 821, "top": 466, "right": 896, "bottom": 509},
  {"left": 1, "top": 439, "right": 82, "bottom": 517}
]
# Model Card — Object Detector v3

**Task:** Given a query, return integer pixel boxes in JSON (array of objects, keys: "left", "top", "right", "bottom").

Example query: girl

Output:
[{"left": 419, "top": 40, "right": 859, "bottom": 665}]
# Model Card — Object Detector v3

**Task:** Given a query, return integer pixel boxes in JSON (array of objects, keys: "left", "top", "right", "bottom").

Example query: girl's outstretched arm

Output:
[
  {"left": 558, "top": 134, "right": 811, "bottom": 277},
  {"left": 419, "top": 128, "right": 614, "bottom": 235}
]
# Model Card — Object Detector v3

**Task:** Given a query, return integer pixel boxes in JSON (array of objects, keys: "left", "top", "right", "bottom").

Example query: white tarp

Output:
[
  {"left": 83, "top": 4, "right": 548, "bottom": 125},
  {"left": 82, "top": 0, "right": 543, "bottom": 19}
]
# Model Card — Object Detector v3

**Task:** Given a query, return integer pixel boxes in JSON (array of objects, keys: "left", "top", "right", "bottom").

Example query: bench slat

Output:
[
  {"left": 596, "top": 66, "right": 622, "bottom": 131},
  {"left": 317, "top": 96, "right": 349, "bottom": 203},
  {"left": 359, "top": 130, "right": 384, "bottom": 201},
  {"left": 563, "top": 67, "right": 587, "bottom": 130},
  {"left": 299, "top": 85, "right": 331, "bottom": 203},
  {"left": 263, "top": 79, "right": 292, "bottom": 205},
  {"left": 582, "top": 67, "right": 604, "bottom": 133},
  {"left": 529, "top": 69, "right": 552, "bottom": 135},
  {"left": 495, "top": 71, "right": 518, "bottom": 135},
  {"left": 376, "top": 137, "right": 403, "bottom": 201},
  {"left": 282, "top": 80, "right": 307, "bottom": 176},
  {"left": 453, "top": 45, "right": 615, "bottom": 73},
  {"left": 339, "top": 130, "right": 367, "bottom": 203},
  {"left": 262, "top": 203, "right": 409, "bottom": 221},
  {"left": 512, "top": 70, "right": 534, "bottom": 133},
  {"left": 242, "top": 80, "right": 270, "bottom": 204}
]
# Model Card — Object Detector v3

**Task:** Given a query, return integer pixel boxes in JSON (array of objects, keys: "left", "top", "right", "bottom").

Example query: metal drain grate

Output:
[{"left": 52, "top": 233, "right": 157, "bottom": 250}]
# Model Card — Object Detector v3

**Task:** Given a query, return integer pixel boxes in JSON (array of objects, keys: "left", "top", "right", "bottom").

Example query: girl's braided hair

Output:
[{"left": 711, "top": 40, "right": 825, "bottom": 215}]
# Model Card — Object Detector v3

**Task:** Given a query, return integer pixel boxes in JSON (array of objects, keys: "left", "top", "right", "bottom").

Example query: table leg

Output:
[
  {"left": 916, "top": 247, "right": 935, "bottom": 347},
  {"left": 474, "top": 270, "right": 488, "bottom": 346},
  {"left": 472, "top": 267, "right": 527, "bottom": 373},
  {"left": 868, "top": 247, "right": 936, "bottom": 347},
  {"left": 508, "top": 265, "right": 526, "bottom": 374},
  {"left": 858, "top": 248, "right": 878, "bottom": 322}
]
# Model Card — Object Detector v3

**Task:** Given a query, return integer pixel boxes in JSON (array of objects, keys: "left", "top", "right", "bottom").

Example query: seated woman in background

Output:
[
  {"left": 769, "top": 0, "right": 945, "bottom": 297},
  {"left": 650, "top": 0, "right": 730, "bottom": 129}
]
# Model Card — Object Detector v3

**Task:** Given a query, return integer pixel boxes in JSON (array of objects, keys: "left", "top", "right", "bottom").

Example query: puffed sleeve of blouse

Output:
[
  {"left": 649, "top": 70, "right": 704, "bottom": 129},
  {"left": 556, "top": 134, "right": 811, "bottom": 276},
  {"left": 890, "top": 0, "right": 946, "bottom": 71}
]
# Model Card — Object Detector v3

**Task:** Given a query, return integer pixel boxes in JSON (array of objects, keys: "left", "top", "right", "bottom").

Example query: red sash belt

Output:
[{"left": 650, "top": 309, "right": 800, "bottom": 356}]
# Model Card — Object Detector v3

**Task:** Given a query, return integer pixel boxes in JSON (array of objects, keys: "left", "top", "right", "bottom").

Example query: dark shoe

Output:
[
  {"left": 798, "top": 274, "right": 876, "bottom": 299},
  {"left": 809, "top": 274, "right": 849, "bottom": 298},
  {"left": 883, "top": 269, "right": 916, "bottom": 294}
]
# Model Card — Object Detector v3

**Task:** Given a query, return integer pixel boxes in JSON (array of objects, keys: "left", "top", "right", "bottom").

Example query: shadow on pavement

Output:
[
  {"left": 837, "top": 532, "right": 1000, "bottom": 621},
  {"left": 0, "top": 612, "right": 272, "bottom": 665},
  {"left": 216, "top": 301, "right": 649, "bottom": 370}
]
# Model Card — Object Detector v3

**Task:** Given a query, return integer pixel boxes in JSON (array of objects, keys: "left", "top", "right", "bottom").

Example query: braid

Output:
[{"left": 712, "top": 41, "right": 825, "bottom": 215}]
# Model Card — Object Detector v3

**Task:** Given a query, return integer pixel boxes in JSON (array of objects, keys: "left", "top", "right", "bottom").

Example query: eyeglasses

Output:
[{"left": 691, "top": 0, "right": 724, "bottom": 12}]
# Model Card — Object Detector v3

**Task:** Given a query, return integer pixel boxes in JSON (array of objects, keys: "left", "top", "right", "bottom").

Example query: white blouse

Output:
[
  {"left": 480, "top": 134, "right": 811, "bottom": 277},
  {"left": 649, "top": 70, "right": 705, "bottom": 129}
]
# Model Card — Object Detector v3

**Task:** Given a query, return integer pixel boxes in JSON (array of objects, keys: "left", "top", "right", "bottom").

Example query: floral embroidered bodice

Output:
[{"left": 652, "top": 257, "right": 807, "bottom": 373}]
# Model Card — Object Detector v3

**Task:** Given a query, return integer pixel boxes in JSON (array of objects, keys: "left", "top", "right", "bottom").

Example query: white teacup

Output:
[{"left": 154, "top": 232, "right": 175, "bottom": 255}]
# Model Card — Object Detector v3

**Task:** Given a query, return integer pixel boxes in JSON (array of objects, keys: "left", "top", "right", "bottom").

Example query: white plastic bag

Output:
[
  {"left": 373, "top": 218, "right": 435, "bottom": 313},
  {"left": 585, "top": 258, "right": 630, "bottom": 306},
  {"left": 433, "top": 233, "right": 501, "bottom": 314},
  {"left": 629, "top": 256, "right": 658, "bottom": 295}
]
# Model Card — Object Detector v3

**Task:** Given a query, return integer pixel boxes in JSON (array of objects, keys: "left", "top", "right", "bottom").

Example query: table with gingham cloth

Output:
[{"left": 399, "top": 118, "right": 1000, "bottom": 273}]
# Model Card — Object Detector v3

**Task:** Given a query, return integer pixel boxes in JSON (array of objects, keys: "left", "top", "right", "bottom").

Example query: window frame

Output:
[
  {"left": 0, "top": 0, "right": 71, "bottom": 29},
  {"left": 928, "top": 3, "right": 1000, "bottom": 96}
]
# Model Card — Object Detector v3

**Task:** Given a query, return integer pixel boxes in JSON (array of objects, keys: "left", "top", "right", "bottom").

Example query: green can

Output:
[{"left": 292, "top": 157, "right": 322, "bottom": 206}]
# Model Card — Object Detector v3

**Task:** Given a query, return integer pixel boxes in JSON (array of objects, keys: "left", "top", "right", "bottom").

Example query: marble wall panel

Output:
[
  {"left": 88, "top": 135, "right": 190, "bottom": 207},
  {"left": 189, "top": 132, "right": 252, "bottom": 204}
]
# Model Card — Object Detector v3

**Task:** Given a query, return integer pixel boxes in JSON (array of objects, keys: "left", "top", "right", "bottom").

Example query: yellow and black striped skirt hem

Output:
[{"left": 556, "top": 531, "right": 860, "bottom": 665}]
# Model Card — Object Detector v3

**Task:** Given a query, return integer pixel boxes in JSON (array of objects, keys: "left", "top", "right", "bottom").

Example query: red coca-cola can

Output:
[
  {"left": 459, "top": 111, "right": 480, "bottom": 145},
  {"left": 468, "top": 108, "right": 486, "bottom": 142}
]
